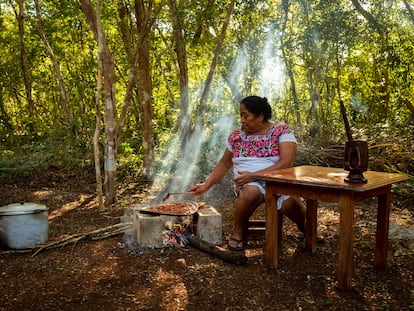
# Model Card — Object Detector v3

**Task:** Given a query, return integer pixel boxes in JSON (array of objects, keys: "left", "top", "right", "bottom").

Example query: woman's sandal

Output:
[{"left": 228, "top": 237, "right": 244, "bottom": 251}]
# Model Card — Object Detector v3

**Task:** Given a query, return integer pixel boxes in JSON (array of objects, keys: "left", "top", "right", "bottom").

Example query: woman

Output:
[{"left": 188, "top": 96, "right": 305, "bottom": 251}]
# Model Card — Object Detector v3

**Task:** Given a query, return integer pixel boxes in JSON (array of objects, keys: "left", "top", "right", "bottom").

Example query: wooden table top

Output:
[{"left": 253, "top": 165, "right": 408, "bottom": 192}]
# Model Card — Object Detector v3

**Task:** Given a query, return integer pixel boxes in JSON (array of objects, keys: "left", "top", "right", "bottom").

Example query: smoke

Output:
[
  {"left": 149, "top": 97, "right": 236, "bottom": 204},
  {"left": 144, "top": 24, "right": 286, "bottom": 204},
  {"left": 121, "top": 24, "right": 287, "bottom": 249},
  {"left": 259, "top": 27, "right": 285, "bottom": 103}
]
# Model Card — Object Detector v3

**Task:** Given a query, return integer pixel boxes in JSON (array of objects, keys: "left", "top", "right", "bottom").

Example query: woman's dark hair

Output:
[{"left": 240, "top": 96, "right": 272, "bottom": 121}]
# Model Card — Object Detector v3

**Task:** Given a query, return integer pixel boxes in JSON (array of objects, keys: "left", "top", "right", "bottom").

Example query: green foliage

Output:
[
  {"left": 0, "top": 0, "right": 413, "bottom": 182},
  {"left": 0, "top": 130, "right": 91, "bottom": 179},
  {"left": 367, "top": 122, "right": 414, "bottom": 176},
  {"left": 117, "top": 140, "right": 144, "bottom": 180}
]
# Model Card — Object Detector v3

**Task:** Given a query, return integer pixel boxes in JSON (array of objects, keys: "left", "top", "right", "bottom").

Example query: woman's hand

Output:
[
  {"left": 187, "top": 183, "right": 209, "bottom": 196},
  {"left": 188, "top": 149, "right": 233, "bottom": 196},
  {"left": 234, "top": 171, "right": 253, "bottom": 186}
]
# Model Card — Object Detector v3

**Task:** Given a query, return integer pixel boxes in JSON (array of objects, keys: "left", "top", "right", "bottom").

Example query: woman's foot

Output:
[
  {"left": 297, "top": 232, "right": 325, "bottom": 244},
  {"left": 228, "top": 236, "right": 244, "bottom": 251}
]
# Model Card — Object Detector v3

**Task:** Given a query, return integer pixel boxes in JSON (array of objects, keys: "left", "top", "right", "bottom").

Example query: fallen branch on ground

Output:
[{"left": 0, "top": 222, "right": 132, "bottom": 256}]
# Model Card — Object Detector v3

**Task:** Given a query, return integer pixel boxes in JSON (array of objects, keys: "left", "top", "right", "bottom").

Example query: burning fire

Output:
[{"left": 162, "top": 220, "right": 193, "bottom": 247}]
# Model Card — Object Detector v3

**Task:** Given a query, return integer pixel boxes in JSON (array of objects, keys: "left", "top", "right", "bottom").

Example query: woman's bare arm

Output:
[
  {"left": 188, "top": 149, "right": 233, "bottom": 195},
  {"left": 234, "top": 141, "right": 296, "bottom": 186}
]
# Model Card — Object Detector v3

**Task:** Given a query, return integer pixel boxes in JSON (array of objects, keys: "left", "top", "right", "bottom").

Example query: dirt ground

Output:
[{"left": 0, "top": 167, "right": 413, "bottom": 311}]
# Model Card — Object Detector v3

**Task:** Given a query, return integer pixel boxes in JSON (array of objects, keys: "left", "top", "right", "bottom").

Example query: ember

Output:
[
  {"left": 134, "top": 204, "right": 222, "bottom": 247},
  {"left": 162, "top": 220, "right": 193, "bottom": 247}
]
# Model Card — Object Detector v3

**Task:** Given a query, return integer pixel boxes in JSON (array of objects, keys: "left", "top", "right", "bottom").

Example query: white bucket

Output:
[{"left": 0, "top": 202, "right": 49, "bottom": 249}]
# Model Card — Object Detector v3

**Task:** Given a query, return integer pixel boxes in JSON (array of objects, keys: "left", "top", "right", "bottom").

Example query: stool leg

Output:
[
  {"left": 247, "top": 212, "right": 283, "bottom": 244},
  {"left": 278, "top": 211, "right": 283, "bottom": 244},
  {"left": 306, "top": 199, "right": 318, "bottom": 253}
]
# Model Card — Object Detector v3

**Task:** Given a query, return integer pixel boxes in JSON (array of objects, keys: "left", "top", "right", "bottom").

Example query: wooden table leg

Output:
[
  {"left": 305, "top": 199, "right": 318, "bottom": 253},
  {"left": 337, "top": 193, "right": 355, "bottom": 290},
  {"left": 375, "top": 188, "right": 391, "bottom": 269},
  {"left": 265, "top": 188, "right": 278, "bottom": 269}
]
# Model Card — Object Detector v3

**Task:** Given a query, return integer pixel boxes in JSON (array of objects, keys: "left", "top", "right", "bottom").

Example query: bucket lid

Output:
[{"left": 0, "top": 202, "right": 48, "bottom": 216}]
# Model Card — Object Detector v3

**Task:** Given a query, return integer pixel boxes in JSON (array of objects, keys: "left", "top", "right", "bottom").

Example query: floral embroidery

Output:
[{"left": 228, "top": 123, "right": 291, "bottom": 158}]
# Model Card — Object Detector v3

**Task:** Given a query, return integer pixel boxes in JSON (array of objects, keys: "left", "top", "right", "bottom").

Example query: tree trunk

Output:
[
  {"left": 300, "top": 0, "right": 323, "bottom": 136},
  {"left": 168, "top": 0, "right": 189, "bottom": 133},
  {"left": 280, "top": 0, "right": 301, "bottom": 123},
  {"left": 350, "top": 0, "right": 384, "bottom": 35},
  {"left": 13, "top": 0, "right": 35, "bottom": 132},
  {"left": 34, "top": 0, "right": 73, "bottom": 126},
  {"left": 168, "top": 0, "right": 193, "bottom": 152},
  {"left": 116, "top": 1, "right": 143, "bottom": 145},
  {"left": 81, "top": 0, "right": 161, "bottom": 205},
  {"left": 193, "top": 0, "right": 216, "bottom": 41},
  {"left": 117, "top": 3, "right": 134, "bottom": 63},
  {"left": 403, "top": 99, "right": 414, "bottom": 117},
  {"left": 94, "top": 52, "right": 104, "bottom": 211},
  {"left": 134, "top": 0, "right": 154, "bottom": 179},
  {"left": 0, "top": 87, "right": 13, "bottom": 131},
  {"left": 403, "top": 0, "right": 414, "bottom": 24},
  {"left": 351, "top": 0, "right": 390, "bottom": 121},
  {"left": 196, "top": 0, "right": 235, "bottom": 126},
  {"left": 80, "top": 0, "right": 117, "bottom": 207}
]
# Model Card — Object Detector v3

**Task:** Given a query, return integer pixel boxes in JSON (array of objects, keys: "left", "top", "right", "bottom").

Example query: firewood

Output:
[
  {"left": 188, "top": 236, "right": 248, "bottom": 265},
  {"left": 0, "top": 222, "right": 132, "bottom": 256}
]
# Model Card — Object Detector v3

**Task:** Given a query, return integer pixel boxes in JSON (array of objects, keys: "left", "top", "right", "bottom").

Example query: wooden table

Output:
[{"left": 253, "top": 165, "right": 408, "bottom": 290}]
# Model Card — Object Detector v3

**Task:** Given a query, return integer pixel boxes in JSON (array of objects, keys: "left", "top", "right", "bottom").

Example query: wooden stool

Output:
[{"left": 248, "top": 213, "right": 284, "bottom": 243}]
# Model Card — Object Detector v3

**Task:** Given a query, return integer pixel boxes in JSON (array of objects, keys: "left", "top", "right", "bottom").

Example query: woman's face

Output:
[{"left": 239, "top": 103, "right": 264, "bottom": 134}]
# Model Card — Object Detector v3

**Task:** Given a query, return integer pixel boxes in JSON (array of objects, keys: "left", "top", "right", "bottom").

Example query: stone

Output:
[
  {"left": 196, "top": 206, "right": 222, "bottom": 245},
  {"left": 133, "top": 210, "right": 192, "bottom": 248},
  {"left": 132, "top": 205, "right": 223, "bottom": 247}
]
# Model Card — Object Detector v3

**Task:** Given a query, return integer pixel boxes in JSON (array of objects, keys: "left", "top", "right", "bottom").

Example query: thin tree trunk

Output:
[
  {"left": 403, "top": 0, "right": 414, "bottom": 118},
  {"left": 168, "top": 0, "right": 192, "bottom": 152},
  {"left": 168, "top": 0, "right": 189, "bottom": 132},
  {"left": 116, "top": 2, "right": 141, "bottom": 143},
  {"left": 403, "top": 0, "right": 414, "bottom": 24},
  {"left": 300, "top": 0, "right": 323, "bottom": 136},
  {"left": 13, "top": 0, "right": 35, "bottom": 131},
  {"left": 99, "top": 24, "right": 117, "bottom": 206},
  {"left": 81, "top": 0, "right": 161, "bottom": 204},
  {"left": 80, "top": 0, "right": 117, "bottom": 207},
  {"left": 350, "top": 0, "right": 384, "bottom": 35},
  {"left": 34, "top": 0, "right": 73, "bottom": 126},
  {"left": 221, "top": 71, "right": 242, "bottom": 101},
  {"left": 94, "top": 48, "right": 104, "bottom": 211},
  {"left": 196, "top": 0, "right": 235, "bottom": 125},
  {"left": 351, "top": 0, "right": 390, "bottom": 121},
  {"left": 0, "top": 87, "right": 13, "bottom": 131},
  {"left": 280, "top": 0, "right": 300, "bottom": 123},
  {"left": 403, "top": 99, "right": 414, "bottom": 117},
  {"left": 117, "top": 3, "right": 134, "bottom": 63},
  {"left": 193, "top": 0, "right": 216, "bottom": 41},
  {"left": 117, "top": 1, "right": 162, "bottom": 162}
]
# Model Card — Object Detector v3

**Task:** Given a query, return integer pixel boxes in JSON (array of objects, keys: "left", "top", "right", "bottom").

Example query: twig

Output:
[{"left": 0, "top": 222, "right": 132, "bottom": 257}]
